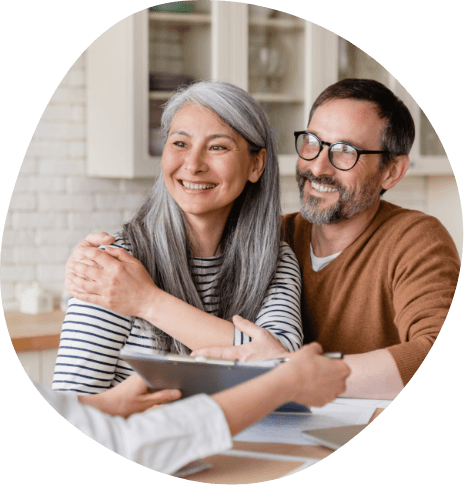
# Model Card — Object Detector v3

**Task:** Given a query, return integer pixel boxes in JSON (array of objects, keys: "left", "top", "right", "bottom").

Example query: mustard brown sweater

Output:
[{"left": 282, "top": 201, "right": 461, "bottom": 384}]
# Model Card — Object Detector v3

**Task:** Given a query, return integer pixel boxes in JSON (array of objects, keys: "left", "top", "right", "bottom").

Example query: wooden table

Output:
[
  {"left": 183, "top": 406, "right": 385, "bottom": 483},
  {"left": 4, "top": 310, "right": 65, "bottom": 352}
]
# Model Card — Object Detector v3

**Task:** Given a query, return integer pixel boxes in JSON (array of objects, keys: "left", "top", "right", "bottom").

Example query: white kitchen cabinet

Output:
[
  {"left": 16, "top": 348, "right": 59, "bottom": 387},
  {"left": 86, "top": 2, "right": 452, "bottom": 180}
]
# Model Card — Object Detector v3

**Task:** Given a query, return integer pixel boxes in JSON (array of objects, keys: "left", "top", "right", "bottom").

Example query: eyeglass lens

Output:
[{"left": 296, "top": 133, "right": 358, "bottom": 170}]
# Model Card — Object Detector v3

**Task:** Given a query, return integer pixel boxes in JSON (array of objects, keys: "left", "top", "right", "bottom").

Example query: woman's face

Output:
[{"left": 162, "top": 103, "right": 266, "bottom": 226}]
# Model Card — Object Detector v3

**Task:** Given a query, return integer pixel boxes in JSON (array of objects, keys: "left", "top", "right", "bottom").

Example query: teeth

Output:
[
  {"left": 182, "top": 181, "right": 217, "bottom": 190},
  {"left": 311, "top": 181, "right": 338, "bottom": 193}
]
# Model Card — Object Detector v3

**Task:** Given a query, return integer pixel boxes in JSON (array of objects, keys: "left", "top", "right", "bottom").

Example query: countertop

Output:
[{"left": 4, "top": 310, "right": 65, "bottom": 352}]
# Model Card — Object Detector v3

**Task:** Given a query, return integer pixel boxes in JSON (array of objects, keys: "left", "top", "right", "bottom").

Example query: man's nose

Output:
[
  {"left": 301, "top": 146, "right": 336, "bottom": 178},
  {"left": 183, "top": 147, "right": 208, "bottom": 174}
]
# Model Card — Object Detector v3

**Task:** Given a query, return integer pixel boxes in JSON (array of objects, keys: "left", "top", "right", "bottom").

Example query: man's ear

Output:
[
  {"left": 248, "top": 148, "right": 267, "bottom": 183},
  {"left": 381, "top": 155, "right": 410, "bottom": 191}
]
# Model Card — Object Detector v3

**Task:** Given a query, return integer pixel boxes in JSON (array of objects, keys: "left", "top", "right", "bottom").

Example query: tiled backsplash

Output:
[{"left": 1, "top": 53, "right": 461, "bottom": 311}]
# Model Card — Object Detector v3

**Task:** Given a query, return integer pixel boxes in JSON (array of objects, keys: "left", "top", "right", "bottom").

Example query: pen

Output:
[{"left": 274, "top": 352, "right": 344, "bottom": 362}]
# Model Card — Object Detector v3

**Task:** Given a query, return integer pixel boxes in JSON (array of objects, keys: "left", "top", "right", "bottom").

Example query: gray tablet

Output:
[{"left": 120, "top": 350, "right": 309, "bottom": 413}]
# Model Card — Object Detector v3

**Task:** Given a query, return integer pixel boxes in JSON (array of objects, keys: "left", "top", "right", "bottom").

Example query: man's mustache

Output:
[{"left": 297, "top": 169, "right": 341, "bottom": 192}]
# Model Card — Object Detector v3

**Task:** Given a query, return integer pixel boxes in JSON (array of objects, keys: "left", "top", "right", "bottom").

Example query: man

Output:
[
  {"left": 192, "top": 79, "right": 460, "bottom": 399},
  {"left": 37, "top": 340, "right": 349, "bottom": 475}
]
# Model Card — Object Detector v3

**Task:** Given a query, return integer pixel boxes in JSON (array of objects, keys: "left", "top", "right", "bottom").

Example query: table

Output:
[
  {"left": 5, "top": 310, "right": 65, "bottom": 351},
  {"left": 182, "top": 400, "right": 389, "bottom": 483}
]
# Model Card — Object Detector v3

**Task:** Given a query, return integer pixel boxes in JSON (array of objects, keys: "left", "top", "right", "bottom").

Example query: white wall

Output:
[
  {"left": 1, "top": 53, "right": 462, "bottom": 311},
  {"left": 1, "top": 54, "right": 154, "bottom": 311}
]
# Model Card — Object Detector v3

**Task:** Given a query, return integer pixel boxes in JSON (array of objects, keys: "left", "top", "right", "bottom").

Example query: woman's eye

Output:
[
  {"left": 211, "top": 145, "right": 226, "bottom": 151},
  {"left": 173, "top": 141, "right": 187, "bottom": 148}
]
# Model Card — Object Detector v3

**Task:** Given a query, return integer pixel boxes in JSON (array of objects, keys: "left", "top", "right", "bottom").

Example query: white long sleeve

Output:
[{"left": 37, "top": 385, "right": 232, "bottom": 475}]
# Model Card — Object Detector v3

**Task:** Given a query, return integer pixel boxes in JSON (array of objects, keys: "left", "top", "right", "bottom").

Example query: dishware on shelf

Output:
[{"left": 149, "top": 2, "right": 195, "bottom": 13}]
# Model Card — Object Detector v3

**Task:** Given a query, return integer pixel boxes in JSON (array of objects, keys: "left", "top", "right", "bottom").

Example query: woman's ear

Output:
[
  {"left": 248, "top": 148, "right": 267, "bottom": 183},
  {"left": 381, "top": 155, "right": 410, "bottom": 191}
]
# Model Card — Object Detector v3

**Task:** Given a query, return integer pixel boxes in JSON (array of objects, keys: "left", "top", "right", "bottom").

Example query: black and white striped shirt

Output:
[{"left": 52, "top": 240, "right": 303, "bottom": 394}]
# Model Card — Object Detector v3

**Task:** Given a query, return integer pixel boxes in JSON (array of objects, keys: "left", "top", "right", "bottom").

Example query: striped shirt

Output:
[{"left": 52, "top": 240, "right": 302, "bottom": 394}]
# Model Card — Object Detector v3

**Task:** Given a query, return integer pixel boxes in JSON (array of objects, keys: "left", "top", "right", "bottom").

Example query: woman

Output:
[{"left": 53, "top": 81, "right": 302, "bottom": 394}]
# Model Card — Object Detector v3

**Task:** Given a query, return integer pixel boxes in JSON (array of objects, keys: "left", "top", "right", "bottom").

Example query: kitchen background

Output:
[{"left": 1, "top": 1, "right": 462, "bottom": 384}]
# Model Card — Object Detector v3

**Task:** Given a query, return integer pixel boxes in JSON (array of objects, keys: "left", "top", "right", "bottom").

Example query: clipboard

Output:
[{"left": 120, "top": 350, "right": 310, "bottom": 413}]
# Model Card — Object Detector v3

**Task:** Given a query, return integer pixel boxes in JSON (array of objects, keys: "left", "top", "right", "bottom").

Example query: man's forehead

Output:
[{"left": 308, "top": 98, "right": 385, "bottom": 146}]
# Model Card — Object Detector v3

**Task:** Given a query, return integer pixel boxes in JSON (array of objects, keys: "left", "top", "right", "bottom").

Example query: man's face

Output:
[{"left": 297, "top": 98, "right": 386, "bottom": 225}]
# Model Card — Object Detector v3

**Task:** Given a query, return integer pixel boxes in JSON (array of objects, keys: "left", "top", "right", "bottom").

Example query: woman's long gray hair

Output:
[{"left": 122, "top": 81, "right": 281, "bottom": 354}]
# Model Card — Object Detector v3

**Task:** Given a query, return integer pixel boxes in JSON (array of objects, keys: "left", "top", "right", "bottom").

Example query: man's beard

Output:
[{"left": 296, "top": 167, "right": 382, "bottom": 225}]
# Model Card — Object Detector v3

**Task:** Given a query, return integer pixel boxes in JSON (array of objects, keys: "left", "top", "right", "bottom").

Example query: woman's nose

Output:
[{"left": 183, "top": 147, "right": 208, "bottom": 174}]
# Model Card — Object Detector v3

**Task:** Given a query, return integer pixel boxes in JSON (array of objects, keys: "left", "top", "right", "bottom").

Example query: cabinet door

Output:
[
  {"left": 87, "top": 11, "right": 154, "bottom": 178},
  {"left": 247, "top": 5, "right": 308, "bottom": 175}
]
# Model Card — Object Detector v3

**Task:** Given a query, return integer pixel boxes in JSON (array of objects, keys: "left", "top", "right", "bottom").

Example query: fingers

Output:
[
  {"left": 144, "top": 389, "right": 182, "bottom": 406},
  {"left": 85, "top": 232, "right": 115, "bottom": 247},
  {"left": 105, "top": 246, "right": 134, "bottom": 263},
  {"left": 190, "top": 346, "right": 238, "bottom": 360},
  {"left": 78, "top": 246, "right": 121, "bottom": 268},
  {"left": 68, "top": 272, "right": 100, "bottom": 294},
  {"left": 67, "top": 260, "right": 102, "bottom": 281},
  {"left": 304, "top": 342, "right": 324, "bottom": 356},
  {"left": 231, "top": 315, "right": 268, "bottom": 340}
]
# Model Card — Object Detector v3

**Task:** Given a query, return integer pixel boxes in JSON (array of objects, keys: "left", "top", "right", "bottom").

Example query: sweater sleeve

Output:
[
  {"left": 386, "top": 214, "right": 460, "bottom": 384},
  {"left": 233, "top": 242, "right": 304, "bottom": 351}
]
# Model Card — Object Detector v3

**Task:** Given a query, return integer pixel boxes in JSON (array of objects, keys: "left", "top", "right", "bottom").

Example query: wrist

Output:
[
  {"left": 268, "top": 363, "right": 299, "bottom": 404},
  {"left": 138, "top": 285, "right": 164, "bottom": 322}
]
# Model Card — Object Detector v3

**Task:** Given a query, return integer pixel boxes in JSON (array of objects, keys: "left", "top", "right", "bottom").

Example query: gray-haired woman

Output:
[{"left": 53, "top": 81, "right": 303, "bottom": 395}]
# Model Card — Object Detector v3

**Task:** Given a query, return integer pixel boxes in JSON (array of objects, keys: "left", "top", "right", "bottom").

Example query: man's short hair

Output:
[{"left": 309, "top": 78, "right": 415, "bottom": 173}]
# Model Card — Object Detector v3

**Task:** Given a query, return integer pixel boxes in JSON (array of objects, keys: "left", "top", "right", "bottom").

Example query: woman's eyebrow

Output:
[
  {"left": 207, "top": 134, "right": 236, "bottom": 143},
  {"left": 169, "top": 129, "right": 190, "bottom": 137}
]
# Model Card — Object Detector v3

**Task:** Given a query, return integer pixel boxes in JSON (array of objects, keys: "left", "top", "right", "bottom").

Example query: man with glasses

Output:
[{"left": 193, "top": 79, "right": 459, "bottom": 399}]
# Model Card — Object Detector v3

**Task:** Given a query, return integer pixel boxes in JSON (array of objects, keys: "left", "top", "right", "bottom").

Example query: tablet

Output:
[{"left": 120, "top": 350, "right": 309, "bottom": 413}]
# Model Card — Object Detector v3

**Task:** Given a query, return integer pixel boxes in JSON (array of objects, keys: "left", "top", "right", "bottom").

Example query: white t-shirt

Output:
[
  {"left": 310, "top": 244, "right": 341, "bottom": 272},
  {"left": 37, "top": 384, "right": 232, "bottom": 475}
]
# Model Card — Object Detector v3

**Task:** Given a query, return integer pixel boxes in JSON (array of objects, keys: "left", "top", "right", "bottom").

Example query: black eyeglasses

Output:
[{"left": 294, "top": 131, "right": 389, "bottom": 171}]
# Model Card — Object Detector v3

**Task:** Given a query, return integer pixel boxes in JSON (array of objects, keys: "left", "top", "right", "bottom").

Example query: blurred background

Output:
[{"left": 1, "top": 1, "right": 461, "bottom": 385}]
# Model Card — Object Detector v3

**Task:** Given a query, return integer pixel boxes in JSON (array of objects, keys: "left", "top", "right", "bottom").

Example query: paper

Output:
[
  {"left": 173, "top": 460, "right": 213, "bottom": 478},
  {"left": 234, "top": 403, "right": 375, "bottom": 445},
  {"left": 333, "top": 397, "right": 393, "bottom": 409}
]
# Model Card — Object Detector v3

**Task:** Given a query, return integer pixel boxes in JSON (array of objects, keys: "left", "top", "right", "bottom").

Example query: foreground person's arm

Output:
[{"left": 39, "top": 343, "right": 349, "bottom": 475}]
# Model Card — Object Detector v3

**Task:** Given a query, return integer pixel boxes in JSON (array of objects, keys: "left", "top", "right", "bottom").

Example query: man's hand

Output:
[
  {"left": 78, "top": 375, "right": 182, "bottom": 418},
  {"left": 66, "top": 232, "right": 115, "bottom": 293},
  {"left": 66, "top": 241, "right": 162, "bottom": 320},
  {"left": 191, "top": 315, "right": 288, "bottom": 361}
]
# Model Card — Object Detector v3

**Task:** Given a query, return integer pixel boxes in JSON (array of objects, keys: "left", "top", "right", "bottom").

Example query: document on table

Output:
[
  {"left": 332, "top": 398, "right": 392, "bottom": 409},
  {"left": 234, "top": 403, "right": 376, "bottom": 446}
]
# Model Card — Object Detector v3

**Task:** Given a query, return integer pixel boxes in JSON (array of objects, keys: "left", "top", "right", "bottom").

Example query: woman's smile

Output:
[{"left": 179, "top": 180, "right": 218, "bottom": 190}]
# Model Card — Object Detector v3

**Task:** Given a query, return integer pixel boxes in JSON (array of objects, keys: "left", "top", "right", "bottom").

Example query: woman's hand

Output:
[
  {"left": 191, "top": 315, "right": 288, "bottom": 361},
  {"left": 66, "top": 243, "right": 161, "bottom": 320},
  {"left": 78, "top": 375, "right": 182, "bottom": 418}
]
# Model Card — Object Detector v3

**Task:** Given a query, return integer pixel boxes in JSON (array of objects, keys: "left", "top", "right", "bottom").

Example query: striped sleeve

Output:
[
  {"left": 52, "top": 299, "right": 136, "bottom": 394},
  {"left": 52, "top": 235, "right": 137, "bottom": 395},
  {"left": 233, "top": 241, "right": 303, "bottom": 351}
]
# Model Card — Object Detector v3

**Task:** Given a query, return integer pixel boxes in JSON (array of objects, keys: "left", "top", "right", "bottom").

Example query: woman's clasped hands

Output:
[{"left": 66, "top": 236, "right": 160, "bottom": 320}]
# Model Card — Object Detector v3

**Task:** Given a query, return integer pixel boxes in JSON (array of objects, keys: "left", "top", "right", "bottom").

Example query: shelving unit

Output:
[{"left": 86, "top": 2, "right": 451, "bottom": 179}]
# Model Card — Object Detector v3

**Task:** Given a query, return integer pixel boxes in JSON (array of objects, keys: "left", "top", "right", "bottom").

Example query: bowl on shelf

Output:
[{"left": 149, "top": 2, "right": 195, "bottom": 13}]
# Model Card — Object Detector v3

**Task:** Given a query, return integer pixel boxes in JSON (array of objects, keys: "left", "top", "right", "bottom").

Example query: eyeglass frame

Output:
[{"left": 294, "top": 131, "right": 389, "bottom": 171}]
